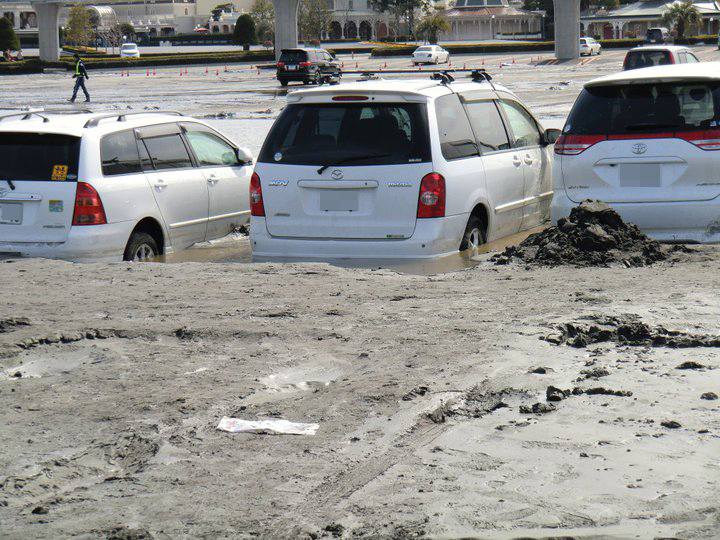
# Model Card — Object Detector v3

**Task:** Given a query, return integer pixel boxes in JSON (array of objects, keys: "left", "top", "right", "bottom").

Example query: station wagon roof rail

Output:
[
  {"left": 84, "top": 110, "right": 183, "bottom": 128},
  {"left": 0, "top": 109, "right": 92, "bottom": 123}
]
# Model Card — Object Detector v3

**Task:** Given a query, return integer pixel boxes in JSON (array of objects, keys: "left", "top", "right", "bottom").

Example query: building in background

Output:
[{"left": 437, "top": 0, "right": 542, "bottom": 41}]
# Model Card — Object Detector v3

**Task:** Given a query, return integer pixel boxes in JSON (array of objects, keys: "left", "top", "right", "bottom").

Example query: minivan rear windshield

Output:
[
  {"left": 0, "top": 132, "right": 81, "bottom": 181},
  {"left": 564, "top": 82, "right": 720, "bottom": 135},
  {"left": 279, "top": 51, "right": 307, "bottom": 63},
  {"left": 258, "top": 103, "right": 432, "bottom": 166},
  {"left": 625, "top": 50, "right": 671, "bottom": 69}
]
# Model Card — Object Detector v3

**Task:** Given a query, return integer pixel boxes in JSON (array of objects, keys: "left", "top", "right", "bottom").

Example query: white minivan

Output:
[
  {"left": 0, "top": 110, "right": 253, "bottom": 262},
  {"left": 250, "top": 73, "right": 560, "bottom": 259},
  {"left": 553, "top": 63, "right": 720, "bottom": 243}
]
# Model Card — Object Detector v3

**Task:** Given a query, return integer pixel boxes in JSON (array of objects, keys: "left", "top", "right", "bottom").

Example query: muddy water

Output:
[{"left": 157, "top": 225, "right": 547, "bottom": 275}]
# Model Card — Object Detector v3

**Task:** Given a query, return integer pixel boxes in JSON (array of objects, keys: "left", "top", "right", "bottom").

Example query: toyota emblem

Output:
[
  {"left": 631, "top": 143, "right": 647, "bottom": 155},
  {"left": 331, "top": 170, "right": 344, "bottom": 180}
]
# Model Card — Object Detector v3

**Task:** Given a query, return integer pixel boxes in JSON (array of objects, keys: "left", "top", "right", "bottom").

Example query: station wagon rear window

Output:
[
  {"left": 0, "top": 132, "right": 80, "bottom": 181},
  {"left": 565, "top": 82, "right": 720, "bottom": 135},
  {"left": 258, "top": 103, "right": 431, "bottom": 166}
]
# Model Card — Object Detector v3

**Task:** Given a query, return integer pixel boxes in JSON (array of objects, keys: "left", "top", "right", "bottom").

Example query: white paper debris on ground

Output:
[{"left": 217, "top": 416, "right": 319, "bottom": 436}]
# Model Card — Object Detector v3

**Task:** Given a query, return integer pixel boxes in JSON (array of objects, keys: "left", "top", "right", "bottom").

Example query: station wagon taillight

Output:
[
  {"left": 554, "top": 134, "right": 606, "bottom": 155},
  {"left": 250, "top": 172, "right": 265, "bottom": 216},
  {"left": 676, "top": 129, "right": 720, "bottom": 150},
  {"left": 417, "top": 173, "right": 445, "bottom": 218},
  {"left": 72, "top": 182, "right": 107, "bottom": 225}
]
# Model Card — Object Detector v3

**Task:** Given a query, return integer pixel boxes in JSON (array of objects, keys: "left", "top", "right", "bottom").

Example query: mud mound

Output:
[{"left": 492, "top": 200, "right": 667, "bottom": 267}]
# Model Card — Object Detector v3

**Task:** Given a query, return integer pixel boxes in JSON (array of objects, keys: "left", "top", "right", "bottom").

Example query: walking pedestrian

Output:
[{"left": 69, "top": 53, "right": 90, "bottom": 103}]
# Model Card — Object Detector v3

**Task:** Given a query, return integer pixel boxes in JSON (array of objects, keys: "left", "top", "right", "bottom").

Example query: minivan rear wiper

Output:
[
  {"left": 317, "top": 154, "right": 392, "bottom": 175},
  {"left": 1, "top": 177, "right": 15, "bottom": 190}
]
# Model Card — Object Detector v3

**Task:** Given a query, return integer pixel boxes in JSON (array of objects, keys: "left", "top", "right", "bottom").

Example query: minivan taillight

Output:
[
  {"left": 72, "top": 182, "right": 107, "bottom": 225},
  {"left": 276, "top": 61, "right": 285, "bottom": 69},
  {"left": 299, "top": 61, "right": 312, "bottom": 68},
  {"left": 677, "top": 129, "right": 720, "bottom": 150},
  {"left": 554, "top": 134, "right": 606, "bottom": 155},
  {"left": 250, "top": 172, "right": 265, "bottom": 216},
  {"left": 417, "top": 173, "right": 445, "bottom": 218}
]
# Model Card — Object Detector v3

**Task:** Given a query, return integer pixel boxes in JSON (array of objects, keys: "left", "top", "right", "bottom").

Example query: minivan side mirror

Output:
[
  {"left": 542, "top": 128, "right": 562, "bottom": 146},
  {"left": 236, "top": 146, "right": 253, "bottom": 164}
]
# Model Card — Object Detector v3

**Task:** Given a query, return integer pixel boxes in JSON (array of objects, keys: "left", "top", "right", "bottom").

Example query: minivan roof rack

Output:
[
  {"left": 341, "top": 68, "right": 493, "bottom": 85},
  {"left": 84, "top": 110, "right": 183, "bottom": 128}
]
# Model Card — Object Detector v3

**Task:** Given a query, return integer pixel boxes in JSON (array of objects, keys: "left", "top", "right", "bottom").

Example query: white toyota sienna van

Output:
[{"left": 250, "top": 73, "right": 560, "bottom": 259}]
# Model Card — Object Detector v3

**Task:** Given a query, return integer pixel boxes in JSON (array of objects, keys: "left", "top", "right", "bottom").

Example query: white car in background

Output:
[
  {"left": 580, "top": 37, "right": 601, "bottom": 56},
  {"left": 553, "top": 63, "right": 720, "bottom": 243},
  {"left": 0, "top": 110, "right": 253, "bottom": 262},
  {"left": 250, "top": 73, "right": 560, "bottom": 259},
  {"left": 120, "top": 43, "right": 140, "bottom": 58},
  {"left": 411, "top": 45, "right": 450, "bottom": 65}
]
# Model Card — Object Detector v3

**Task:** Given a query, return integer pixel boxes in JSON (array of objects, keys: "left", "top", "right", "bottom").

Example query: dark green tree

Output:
[
  {"left": 233, "top": 13, "right": 256, "bottom": 50},
  {"left": 0, "top": 16, "right": 20, "bottom": 52},
  {"left": 120, "top": 22, "right": 135, "bottom": 38}
]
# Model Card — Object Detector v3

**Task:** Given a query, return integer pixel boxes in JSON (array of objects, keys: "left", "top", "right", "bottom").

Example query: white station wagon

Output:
[
  {"left": 250, "top": 72, "right": 560, "bottom": 259},
  {"left": 553, "top": 63, "right": 720, "bottom": 243},
  {"left": 0, "top": 110, "right": 253, "bottom": 262}
]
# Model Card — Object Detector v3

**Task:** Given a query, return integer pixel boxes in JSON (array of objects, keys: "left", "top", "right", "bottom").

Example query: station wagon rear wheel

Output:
[
  {"left": 124, "top": 232, "right": 159, "bottom": 262},
  {"left": 460, "top": 215, "right": 486, "bottom": 251}
]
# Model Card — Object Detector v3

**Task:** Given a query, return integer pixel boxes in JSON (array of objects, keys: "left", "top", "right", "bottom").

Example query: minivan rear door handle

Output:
[
  {"left": 154, "top": 179, "right": 167, "bottom": 191},
  {"left": 207, "top": 174, "right": 219, "bottom": 185},
  {"left": 512, "top": 155, "right": 522, "bottom": 167},
  {"left": 524, "top": 154, "right": 533, "bottom": 165}
]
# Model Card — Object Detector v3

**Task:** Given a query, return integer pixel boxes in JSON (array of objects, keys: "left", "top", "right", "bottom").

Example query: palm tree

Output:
[
  {"left": 661, "top": 0, "right": 701, "bottom": 39},
  {"left": 415, "top": 14, "right": 451, "bottom": 44}
]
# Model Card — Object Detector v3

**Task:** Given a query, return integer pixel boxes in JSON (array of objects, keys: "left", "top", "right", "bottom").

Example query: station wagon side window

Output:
[
  {"left": 463, "top": 99, "right": 511, "bottom": 153},
  {"left": 141, "top": 134, "right": 193, "bottom": 170},
  {"left": 182, "top": 124, "right": 240, "bottom": 167},
  {"left": 499, "top": 100, "right": 542, "bottom": 148},
  {"left": 434, "top": 94, "right": 479, "bottom": 160},
  {"left": 683, "top": 51, "right": 699, "bottom": 63},
  {"left": 101, "top": 130, "right": 142, "bottom": 176}
]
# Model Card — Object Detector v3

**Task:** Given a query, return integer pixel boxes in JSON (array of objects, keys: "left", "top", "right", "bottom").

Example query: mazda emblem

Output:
[
  {"left": 631, "top": 143, "right": 647, "bottom": 155},
  {"left": 331, "top": 170, "right": 343, "bottom": 180},
  {"left": 0, "top": 188, "right": 7, "bottom": 198}
]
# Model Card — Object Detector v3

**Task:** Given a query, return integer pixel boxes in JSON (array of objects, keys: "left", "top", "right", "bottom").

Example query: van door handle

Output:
[
  {"left": 524, "top": 155, "right": 533, "bottom": 165},
  {"left": 207, "top": 174, "right": 219, "bottom": 185},
  {"left": 512, "top": 155, "right": 522, "bottom": 167},
  {"left": 154, "top": 179, "right": 166, "bottom": 191}
]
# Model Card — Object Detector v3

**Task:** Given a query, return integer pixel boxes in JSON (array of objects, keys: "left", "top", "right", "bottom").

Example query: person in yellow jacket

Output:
[{"left": 69, "top": 54, "right": 90, "bottom": 103}]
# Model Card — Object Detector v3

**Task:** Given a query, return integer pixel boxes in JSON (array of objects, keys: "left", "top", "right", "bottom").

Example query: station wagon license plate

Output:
[
  {"left": 320, "top": 191, "right": 359, "bottom": 212},
  {"left": 287, "top": 65, "right": 297, "bottom": 71},
  {"left": 0, "top": 202, "right": 22, "bottom": 224},
  {"left": 620, "top": 164, "right": 661, "bottom": 187}
]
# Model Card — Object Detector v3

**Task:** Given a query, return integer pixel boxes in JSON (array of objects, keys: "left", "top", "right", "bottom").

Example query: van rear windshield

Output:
[
  {"left": 564, "top": 82, "right": 720, "bottom": 135},
  {"left": 279, "top": 51, "right": 308, "bottom": 63},
  {"left": 258, "top": 103, "right": 431, "bottom": 166},
  {"left": 0, "top": 132, "right": 80, "bottom": 181}
]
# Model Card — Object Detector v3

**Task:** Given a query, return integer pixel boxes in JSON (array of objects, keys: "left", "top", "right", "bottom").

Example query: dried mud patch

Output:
[
  {"left": 427, "top": 385, "right": 530, "bottom": 424},
  {"left": 543, "top": 314, "right": 720, "bottom": 349},
  {"left": 491, "top": 200, "right": 690, "bottom": 267}
]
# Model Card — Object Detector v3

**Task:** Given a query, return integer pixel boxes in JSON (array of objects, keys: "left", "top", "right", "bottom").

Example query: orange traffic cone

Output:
[
  {"left": 153, "top": 68, "right": 156, "bottom": 76},
  {"left": 224, "top": 65, "right": 228, "bottom": 72},
  {"left": 216, "top": 68, "right": 219, "bottom": 76},
  {"left": 205, "top": 66, "right": 208, "bottom": 74},
  {"left": 512, "top": 57, "right": 516, "bottom": 64},
  {"left": 146, "top": 68, "right": 149, "bottom": 76}
]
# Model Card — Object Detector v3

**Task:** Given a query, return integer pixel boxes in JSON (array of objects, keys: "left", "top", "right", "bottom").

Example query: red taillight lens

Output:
[
  {"left": 676, "top": 129, "right": 720, "bottom": 150},
  {"left": 276, "top": 61, "right": 285, "bottom": 68},
  {"left": 299, "top": 61, "right": 312, "bottom": 68},
  {"left": 72, "top": 182, "right": 107, "bottom": 225},
  {"left": 250, "top": 172, "right": 265, "bottom": 216},
  {"left": 554, "top": 134, "right": 606, "bottom": 155},
  {"left": 417, "top": 173, "right": 445, "bottom": 218}
]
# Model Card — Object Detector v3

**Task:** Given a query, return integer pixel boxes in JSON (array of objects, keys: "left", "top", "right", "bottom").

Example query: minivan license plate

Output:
[
  {"left": 620, "top": 164, "right": 661, "bottom": 187},
  {"left": 0, "top": 202, "right": 22, "bottom": 224},
  {"left": 320, "top": 191, "right": 359, "bottom": 212}
]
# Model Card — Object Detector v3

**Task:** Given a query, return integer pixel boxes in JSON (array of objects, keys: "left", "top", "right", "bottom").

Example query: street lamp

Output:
[{"left": 491, "top": 15, "right": 495, "bottom": 40}]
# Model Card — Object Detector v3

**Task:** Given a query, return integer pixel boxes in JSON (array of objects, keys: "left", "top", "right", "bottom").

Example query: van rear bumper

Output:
[
  {"left": 250, "top": 214, "right": 467, "bottom": 259},
  {"left": 552, "top": 191, "right": 720, "bottom": 243},
  {"left": 0, "top": 221, "right": 134, "bottom": 262}
]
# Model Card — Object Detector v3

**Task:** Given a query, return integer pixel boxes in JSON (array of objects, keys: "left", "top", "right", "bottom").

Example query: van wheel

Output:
[
  {"left": 124, "top": 232, "right": 159, "bottom": 262},
  {"left": 460, "top": 215, "right": 486, "bottom": 251}
]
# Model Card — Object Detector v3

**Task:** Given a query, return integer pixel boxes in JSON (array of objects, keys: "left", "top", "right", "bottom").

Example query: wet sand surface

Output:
[{"left": 1, "top": 48, "right": 720, "bottom": 539}]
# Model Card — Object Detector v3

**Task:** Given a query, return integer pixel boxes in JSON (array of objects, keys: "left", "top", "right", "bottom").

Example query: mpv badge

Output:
[
  {"left": 331, "top": 170, "right": 343, "bottom": 180},
  {"left": 632, "top": 143, "right": 647, "bottom": 155}
]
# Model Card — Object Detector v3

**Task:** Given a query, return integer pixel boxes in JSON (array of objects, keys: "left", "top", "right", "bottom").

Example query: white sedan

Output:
[
  {"left": 411, "top": 45, "right": 450, "bottom": 65},
  {"left": 580, "top": 37, "right": 601, "bottom": 56}
]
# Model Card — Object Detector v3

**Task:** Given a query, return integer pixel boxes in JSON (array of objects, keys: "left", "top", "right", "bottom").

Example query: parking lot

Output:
[{"left": 1, "top": 45, "right": 720, "bottom": 539}]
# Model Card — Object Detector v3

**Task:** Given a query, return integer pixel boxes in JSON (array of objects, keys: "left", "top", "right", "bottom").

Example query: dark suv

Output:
[{"left": 276, "top": 48, "right": 341, "bottom": 87}]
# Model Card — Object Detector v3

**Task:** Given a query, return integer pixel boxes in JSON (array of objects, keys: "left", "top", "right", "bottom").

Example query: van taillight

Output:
[
  {"left": 250, "top": 172, "right": 265, "bottom": 216},
  {"left": 299, "top": 61, "right": 312, "bottom": 68},
  {"left": 417, "top": 173, "right": 445, "bottom": 218},
  {"left": 276, "top": 61, "right": 285, "bottom": 68},
  {"left": 677, "top": 129, "right": 720, "bottom": 150},
  {"left": 72, "top": 182, "right": 107, "bottom": 225},
  {"left": 554, "top": 134, "right": 606, "bottom": 155}
]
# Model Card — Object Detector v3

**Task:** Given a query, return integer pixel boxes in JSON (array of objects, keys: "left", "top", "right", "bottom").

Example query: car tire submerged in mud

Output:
[
  {"left": 124, "top": 232, "right": 159, "bottom": 262},
  {"left": 460, "top": 215, "right": 486, "bottom": 251}
]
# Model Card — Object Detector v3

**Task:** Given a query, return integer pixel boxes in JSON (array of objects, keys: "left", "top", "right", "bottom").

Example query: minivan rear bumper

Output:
[
  {"left": 0, "top": 221, "right": 135, "bottom": 262},
  {"left": 250, "top": 214, "right": 467, "bottom": 258},
  {"left": 552, "top": 191, "right": 720, "bottom": 243}
]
